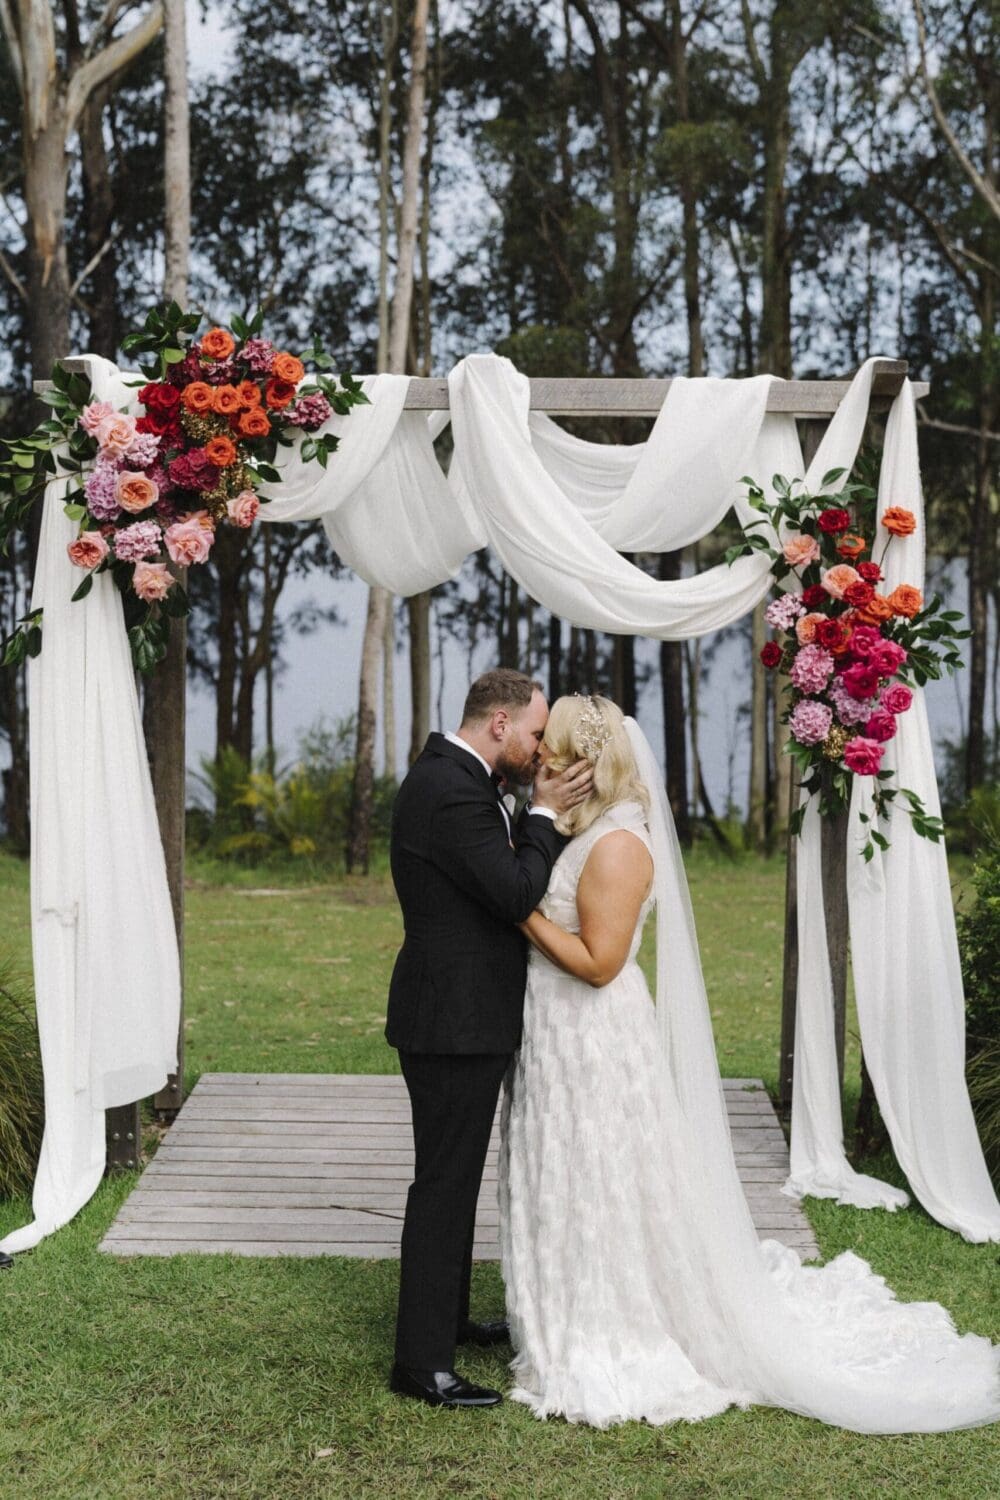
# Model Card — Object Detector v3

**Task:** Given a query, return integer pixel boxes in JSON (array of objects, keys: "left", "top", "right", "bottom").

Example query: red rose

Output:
[
  {"left": 139, "top": 381, "right": 182, "bottom": 416},
  {"left": 760, "top": 641, "right": 782, "bottom": 669},
  {"left": 800, "top": 584, "right": 828, "bottom": 609},
  {"left": 815, "top": 616, "right": 853, "bottom": 655},
  {"left": 843, "top": 580, "right": 875, "bottom": 607},
  {"left": 817, "top": 508, "right": 851, "bottom": 534},
  {"left": 136, "top": 412, "right": 181, "bottom": 442},
  {"left": 856, "top": 561, "right": 882, "bottom": 584}
]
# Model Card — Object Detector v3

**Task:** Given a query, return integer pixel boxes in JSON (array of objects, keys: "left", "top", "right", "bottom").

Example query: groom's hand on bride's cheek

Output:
[{"left": 533, "top": 758, "right": 594, "bottom": 816}]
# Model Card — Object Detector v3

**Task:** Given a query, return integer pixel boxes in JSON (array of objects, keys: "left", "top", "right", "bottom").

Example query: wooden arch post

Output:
[{"left": 40, "top": 358, "right": 925, "bottom": 1153}]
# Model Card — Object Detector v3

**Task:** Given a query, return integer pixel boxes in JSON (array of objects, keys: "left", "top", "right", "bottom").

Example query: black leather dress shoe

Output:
[
  {"left": 0, "top": 1251, "right": 13, "bottom": 1271},
  {"left": 457, "top": 1318, "right": 510, "bottom": 1347},
  {"left": 389, "top": 1365, "right": 502, "bottom": 1408}
]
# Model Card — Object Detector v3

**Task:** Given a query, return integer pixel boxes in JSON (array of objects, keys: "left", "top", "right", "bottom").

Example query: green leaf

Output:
[
  {"left": 71, "top": 573, "right": 94, "bottom": 602},
  {"left": 821, "top": 467, "right": 847, "bottom": 488},
  {"left": 162, "top": 346, "right": 186, "bottom": 364},
  {"left": 63, "top": 503, "right": 86, "bottom": 521}
]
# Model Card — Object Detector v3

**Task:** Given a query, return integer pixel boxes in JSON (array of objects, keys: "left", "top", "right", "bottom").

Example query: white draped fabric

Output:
[{"left": 5, "top": 351, "right": 998, "bottom": 1258}]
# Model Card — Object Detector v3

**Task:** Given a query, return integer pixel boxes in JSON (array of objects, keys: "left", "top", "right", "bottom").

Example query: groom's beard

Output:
[{"left": 495, "top": 748, "right": 540, "bottom": 788}]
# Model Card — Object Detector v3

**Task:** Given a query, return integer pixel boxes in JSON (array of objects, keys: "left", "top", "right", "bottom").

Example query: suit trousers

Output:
[{"left": 394, "top": 1050, "right": 511, "bottom": 1370}]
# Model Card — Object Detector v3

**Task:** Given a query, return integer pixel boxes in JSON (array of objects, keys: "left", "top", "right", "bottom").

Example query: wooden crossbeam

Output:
[{"left": 37, "top": 357, "right": 929, "bottom": 416}]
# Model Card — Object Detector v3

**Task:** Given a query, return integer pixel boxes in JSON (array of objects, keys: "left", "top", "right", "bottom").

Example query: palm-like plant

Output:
[{"left": 0, "top": 955, "right": 44, "bottom": 1199}]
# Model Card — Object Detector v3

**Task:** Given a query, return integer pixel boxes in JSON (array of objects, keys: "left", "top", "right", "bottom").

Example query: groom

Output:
[{"left": 386, "top": 669, "right": 592, "bottom": 1409}]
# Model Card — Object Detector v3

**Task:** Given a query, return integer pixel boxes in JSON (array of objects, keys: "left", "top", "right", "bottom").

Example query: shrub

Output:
[
  {"left": 968, "top": 1043, "right": 1000, "bottom": 1189},
  {"left": 958, "top": 826, "right": 1000, "bottom": 1050},
  {"left": 0, "top": 954, "right": 44, "bottom": 1200}
]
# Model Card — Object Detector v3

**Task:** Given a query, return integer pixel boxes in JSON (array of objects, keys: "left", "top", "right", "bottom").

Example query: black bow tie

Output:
[{"left": 490, "top": 770, "right": 504, "bottom": 791}]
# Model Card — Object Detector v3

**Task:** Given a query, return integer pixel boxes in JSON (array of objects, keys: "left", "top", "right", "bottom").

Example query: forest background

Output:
[{"left": 0, "top": 0, "right": 997, "bottom": 867}]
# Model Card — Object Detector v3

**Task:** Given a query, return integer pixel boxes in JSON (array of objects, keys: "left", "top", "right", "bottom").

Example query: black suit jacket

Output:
[{"left": 386, "top": 733, "right": 569, "bottom": 1054}]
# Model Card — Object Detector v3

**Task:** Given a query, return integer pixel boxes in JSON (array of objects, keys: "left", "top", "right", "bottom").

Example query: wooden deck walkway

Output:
[{"left": 99, "top": 1073, "right": 819, "bottom": 1261}]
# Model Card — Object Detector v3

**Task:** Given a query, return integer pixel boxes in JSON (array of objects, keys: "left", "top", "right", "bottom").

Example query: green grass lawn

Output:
[{"left": 1, "top": 846, "right": 997, "bottom": 1499}]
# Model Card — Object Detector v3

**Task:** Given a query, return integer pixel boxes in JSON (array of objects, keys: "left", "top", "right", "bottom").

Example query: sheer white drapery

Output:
[{"left": 5, "top": 352, "right": 997, "bottom": 1256}]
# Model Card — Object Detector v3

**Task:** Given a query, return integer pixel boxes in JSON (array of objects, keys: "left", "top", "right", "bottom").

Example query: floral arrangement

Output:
[
  {"left": 0, "top": 304, "right": 367, "bottom": 672},
  {"left": 728, "top": 469, "right": 969, "bottom": 858}
]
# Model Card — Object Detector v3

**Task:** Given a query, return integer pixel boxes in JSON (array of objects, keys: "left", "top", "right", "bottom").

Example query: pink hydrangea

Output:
[
  {"left": 841, "top": 662, "right": 881, "bottom": 700},
  {"left": 283, "top": 393, "right": 333, "bottom": 431},
  {"left": 241, "top": 337, "right": 276, "bottom": 373},
  {"left": 864, "top": 710, "right": 897, "bottom": 743},
  {"left": 843, "top": 736, "right": 885, "bottom": 776},
  {"left": 789, "top": 644, "right": 834, "bottom": 693},
  {"left": 828, "top": 677, "right": 873, "bottom": 727},
  {"left": 114, "top": 520, "right": 163, "bottom": 563},
  {"left": 847, "top": 624, "right": 883, "bottom": 659},
  {"left": 124, "top": 430, "right": 161, "bottom": 469},
  {"left": 85, "top": 461, "right": 123, "bottom": 521},
  {"left": 881, "top": 683, "right": 914, "bottom": 716},
  {"left": 765, "top": 592, "right": 806, "bottom": 631},
  {"left": 789, "top": 699, "right": 833, "bottom": 746}
]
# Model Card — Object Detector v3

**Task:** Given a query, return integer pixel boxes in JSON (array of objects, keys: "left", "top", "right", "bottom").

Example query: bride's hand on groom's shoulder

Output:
[{"left": 533, "top": 758, "right": 593, "bottom": 816}]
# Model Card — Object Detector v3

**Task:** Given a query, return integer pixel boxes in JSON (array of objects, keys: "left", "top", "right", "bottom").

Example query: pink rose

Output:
[
  {"left": 165, "top": 515, "right": 214, "bottom": 566},
  {"left": 842, "top": 662, "right": 881, "bottom": 700},
  {"left": 782, "top": 535, "right": 821, "bottom": 568},
  {"left": 881, "top": 683, "right": 913, "bottom": 716},
  {"left": 820, "top": 563, "right": 861, "bottom": 600},
  {"left": 66, "top": 532, "right": 109, "bottom": 569},
  {"left": 226, "top": 489, "right": 259, "bottom": 529},
  {"left": 115, "top": 470, "right": 159, "bottom": 514},
  {"left": 79, "top": 400, "right": 116, "bottom": 437},
  {"left": 864, "top": 710, "right": 898, "bottom": 743},
  {"left": 132, "top": 560, "right": 174, "bottom": 602},
  {"left": 795, "top": 611, "right": 827, "bottom": 646},
  {"left": 843, "top": 736, "right": 886, "bottom": 776},
  {"left": 95, "top": 412, "right": 137, "bottom": 457},
  {"left": 847, "top": 624, "right": 883, "bottom": 659},
  {"left": 870, "top": 641, "right": 907, "bottom": 677}
]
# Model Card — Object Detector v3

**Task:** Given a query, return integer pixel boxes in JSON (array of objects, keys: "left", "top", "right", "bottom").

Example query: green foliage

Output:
[
  {"left": 958, "top": 828, "right": 1000, "bottom": 1050},
  {"left": 967, "top": 1043, "right": 1000, "bottom": 1188},
  {"left": 188, "top": 719, "right": 396, "bottom": 868},
  {"left": 0, "top": 952, "right": 43, "bottom": 1200}
]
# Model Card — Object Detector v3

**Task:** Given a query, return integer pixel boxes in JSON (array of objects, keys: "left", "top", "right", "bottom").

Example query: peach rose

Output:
[
  {"left": 67, "top": 532, "right": 109, "bottom": 569},
  {"left": 855, "top": 593, "right": 895, "bottom": 626},
  {"left": 887, "top": 584, "right": 923, "bottom": 619},
  {"left": 795, "top": 611, "right": 827, "bottom": 646},
  {"left": 165, "top": 515, "right": 214, "bottom": 567},
  {"left": 204, "top": 435, "right": 238, "bottom": 468},
  {"left": 236, "top": 408, "right": 271, "bottom": 439},
  {"left": 212, "top": 384, "right": 241, "bottom": 416},
  {"left": 200, "top": 327, "right": 236, "bottom": 361},
  {"left": 881, "top": 507, "right": 916, "bottom": 537},
  {"left": 264, "top": 377, "right": 297, "bottom": 410},
  {"left": 820, "top": 563, "right": 861, "bottom": 600},
  {"left": 182, "top": 381, "right": 215, "bottom": 413},
  {"left": 226, "top": 490, "right": 259, "bottom": 528},
  {"left": 133, "top": 560, "right": 173, "bottom": 602},
  {"left": 96, "top": 412, "right": 137, "bottom": 456},
  {"left": 236, "top": 380, "right": 262, "bottom": 408},
  {"left": 272, "top": 352, "right": 305, "bottom": 385},
  {"left": 836, "top": 533, "right": 867, "bottom": 559},
  {"left": 782, "top": 535, "right": 821, "bottom": 568},
  {"left": 115, "top": 470, "right": 159, "bottom": 514}
]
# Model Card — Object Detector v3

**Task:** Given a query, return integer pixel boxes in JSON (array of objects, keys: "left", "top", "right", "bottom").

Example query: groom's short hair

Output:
[{"left": 461, "top": 668, "right": 542, "bottom": 726}]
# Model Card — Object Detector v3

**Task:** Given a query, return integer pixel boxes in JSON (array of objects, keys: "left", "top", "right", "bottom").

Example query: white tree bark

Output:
[{"left": 162, "top": 0, "right": 190, "bottom": 304}]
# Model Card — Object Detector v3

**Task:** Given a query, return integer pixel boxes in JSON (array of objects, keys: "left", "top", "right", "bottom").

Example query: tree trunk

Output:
[
  {"left": 78, "top": 85, "right": 119, "bottom": 358},
  {"left": 163, "top": 0, "right": 190, "bottom": 306},
  {"left": 502, "top": 576, "right": 520, "bottom": 667},
  {"left": 407, "top": 591, "right": 431, "bottom": 763},
  {"left": 966, "top": 279, "right": 997, "bottom": 792},
  {"left": 548, "top": 613, "right": 562, "bottom": 702},
  {"left": 383, "top": 595, "right": 396, "bottom": 780},
  {"left": 347, "top": 586, "right": 389, "bottom": 873},
  {"left": 660, "top": 551, "right": 690, "bottom": 845}
]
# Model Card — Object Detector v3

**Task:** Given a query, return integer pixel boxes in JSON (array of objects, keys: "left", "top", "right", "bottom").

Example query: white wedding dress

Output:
[{"left": 499, "top": 733, "right": 1000, "bottom": 1434}]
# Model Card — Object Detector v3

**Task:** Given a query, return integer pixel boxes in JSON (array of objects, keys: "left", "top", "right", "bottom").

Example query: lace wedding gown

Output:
[{"left": 499, "top": 796, "right": 1000, "bottom": 1432}]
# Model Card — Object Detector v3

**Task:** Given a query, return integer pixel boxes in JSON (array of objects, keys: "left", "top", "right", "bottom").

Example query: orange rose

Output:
[
  {"left": 212, "top": 384, "right": 241, "bottom": 416},
  {"left": 887, "top": 584, "right": 923, "bottom": 619},
  {"left": 236, "top": 408, "right": 272, "bottom": 439},
  {"left": 881, "top": 507, "right": 916, "bottom": 537},
  {"left": 855, "top": 593, "right": 894, "bottom": 626},
  {"left": 201, "top": 327, "right": 236, "bottom": 361},
  {"left": 204, "top": 435, "right": 238, "bottom": 468},
  {"left": 272, "top": 352, "right": 305, "bottom": 385},
  {"left": 836, "top": 534, "right": 866, "bottom": 559},
  {"left": 236, "top": 380, "right": 262, "bottom": 409},
  {"left": 182, "top": 381, "right": 215, "bottom": 413},
  {"left": 265, "top": 377, "right": 297, "bottom": 410}
]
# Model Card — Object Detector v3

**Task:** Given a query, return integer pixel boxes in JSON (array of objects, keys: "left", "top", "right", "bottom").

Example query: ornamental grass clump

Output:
[{"left": 0, "top": 954, "right": 44, "bottom": 1199}]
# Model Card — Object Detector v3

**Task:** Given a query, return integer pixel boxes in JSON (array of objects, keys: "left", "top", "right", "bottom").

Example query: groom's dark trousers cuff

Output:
[{"left": 395, "top": 1050, "right": 511, "bottom": 1371}]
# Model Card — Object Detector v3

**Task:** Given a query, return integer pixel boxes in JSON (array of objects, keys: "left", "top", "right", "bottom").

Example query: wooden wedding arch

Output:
[{"left": 40, "top": 357, "right": 928, "bottom": 1167}]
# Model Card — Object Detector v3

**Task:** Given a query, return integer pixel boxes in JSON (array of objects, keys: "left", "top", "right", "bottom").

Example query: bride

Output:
[{"left": 499, "top": 694, "right": 1000, "bottom": 1433}]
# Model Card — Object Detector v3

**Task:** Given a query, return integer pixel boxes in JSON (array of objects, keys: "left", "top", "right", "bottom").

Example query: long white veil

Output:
[{"left": 622, "top": 717, "right": 1000, "bottom": 1432}]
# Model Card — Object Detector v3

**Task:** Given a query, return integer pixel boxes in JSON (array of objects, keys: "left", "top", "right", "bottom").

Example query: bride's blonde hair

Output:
[{"left": 544, "top": 695, "right": 648, "bottom": 836}]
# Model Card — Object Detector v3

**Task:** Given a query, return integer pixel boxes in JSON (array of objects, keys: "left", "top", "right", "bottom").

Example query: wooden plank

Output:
[
  {"left": 100, "top": 1240, "right": 499, "bottom": 1259},
  {"left": 37, "top": 360, "right": 928, "bottom": 419}
]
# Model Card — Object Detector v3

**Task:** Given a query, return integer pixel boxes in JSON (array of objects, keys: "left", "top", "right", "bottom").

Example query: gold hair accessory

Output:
[{"left": 575, "top": 695, "right": 613, "bottom": 761}]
